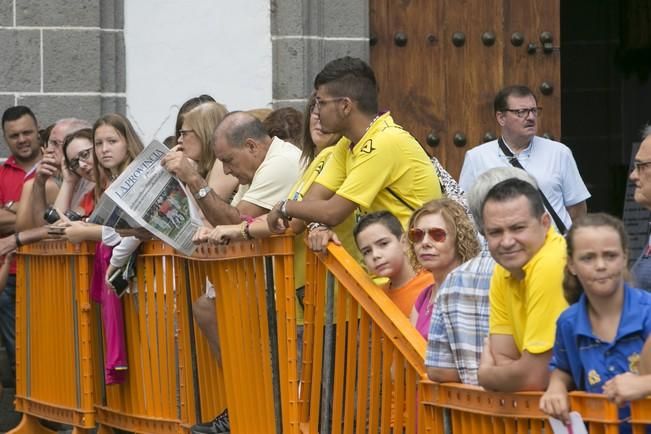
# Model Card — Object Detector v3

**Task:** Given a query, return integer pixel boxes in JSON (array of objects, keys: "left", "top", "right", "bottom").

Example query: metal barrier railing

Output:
[
  {"left": 299, "top": 243, "right": 432, "bottom": 434},
  {"left": 9, "top": 238, "right": 651, "bottom": 433},
  {"left": 12, "top": 240, "right": 101, "bottom": 433}
]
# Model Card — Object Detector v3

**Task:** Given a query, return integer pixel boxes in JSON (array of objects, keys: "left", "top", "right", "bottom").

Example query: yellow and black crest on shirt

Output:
[
  {"left": 587, "top": 369, "right": 601, "bottom": 386},
  {"left": 629, "top": 353, "right": 640, "bottom": 374}
]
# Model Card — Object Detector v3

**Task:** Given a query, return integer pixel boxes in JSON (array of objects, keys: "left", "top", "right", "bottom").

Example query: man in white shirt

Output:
[
  {"left": 162, "top": 111, "right": 301, "bottom": 434},
  {"left": 459, "top": 85, "right": 589, "bottom": 231}
]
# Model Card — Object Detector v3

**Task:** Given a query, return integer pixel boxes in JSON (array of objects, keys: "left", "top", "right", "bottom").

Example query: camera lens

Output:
[{"left": 43, "top": 207, "right": 60, "bottom": 224}]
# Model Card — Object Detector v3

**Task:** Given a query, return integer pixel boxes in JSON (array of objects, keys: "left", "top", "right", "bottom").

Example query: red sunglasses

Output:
[{"left": 407, "top": 227, "right": 447, "bottom": 243}]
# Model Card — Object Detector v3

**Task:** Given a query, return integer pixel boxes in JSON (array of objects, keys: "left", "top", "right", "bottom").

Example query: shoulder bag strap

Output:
[{"left": 497, "top": 137, "right": 567, "bottom": 234}]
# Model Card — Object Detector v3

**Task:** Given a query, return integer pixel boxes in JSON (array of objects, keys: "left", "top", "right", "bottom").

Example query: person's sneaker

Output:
[{"left": 191, "top": 409, "right": 230, "bottom": 434}]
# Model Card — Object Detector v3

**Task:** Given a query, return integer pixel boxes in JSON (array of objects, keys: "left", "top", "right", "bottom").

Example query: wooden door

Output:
[{"left": 370, "top": 0, "right": 561, "bottom": 179}]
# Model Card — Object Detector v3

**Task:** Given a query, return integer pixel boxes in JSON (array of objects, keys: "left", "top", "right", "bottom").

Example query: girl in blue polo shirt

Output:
[{"left": 540, "top": 213, "right": 651, "bottom": 433}]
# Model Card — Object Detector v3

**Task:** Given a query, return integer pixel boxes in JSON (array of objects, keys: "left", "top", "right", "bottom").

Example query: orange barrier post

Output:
[
  {"left": 631, "top": 398, "right": 651, "bottom": 434},
  {"left": 11, "top": 240, "right": 101, "bottom": 434},
  {"left": 418, "top": 382, "right": 624, "bottom": 434},
  {"left": 94, "top": 240, "right": 231, "bottom": 433},
  {"left": 300, "top": 244, "right": 433, "bottom": 434},
  {"left": 190, "top": 235, "right": 299, "bottom": 434},
  {"left": 92, "top": 237, "right": 296, "bottom": 433}
]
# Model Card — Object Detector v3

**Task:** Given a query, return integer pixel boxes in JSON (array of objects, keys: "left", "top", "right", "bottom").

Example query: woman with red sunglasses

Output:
[{"left": 406, "top": 198, "right": 481, "bottom": 338}]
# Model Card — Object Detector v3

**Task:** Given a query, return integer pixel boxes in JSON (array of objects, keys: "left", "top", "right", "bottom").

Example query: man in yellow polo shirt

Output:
[
  {"left": 267, "top": 56, "right": 441, "bottom": 242},
  {"left": 477, "top": 178, "right": 568, "bottom": 392}
]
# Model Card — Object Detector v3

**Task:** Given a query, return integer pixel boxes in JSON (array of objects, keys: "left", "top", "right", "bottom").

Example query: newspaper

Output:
[{"left": 89, "top": 140, "right": 202, "bottom": 256}]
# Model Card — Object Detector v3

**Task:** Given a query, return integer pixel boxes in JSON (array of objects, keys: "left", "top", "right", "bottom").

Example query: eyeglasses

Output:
[
  {"left": 68, "top": 148, "right": 93, "bottom": 171},
  {"left": 407, "top": 227, "right": 447, "bottom": 243},
  {"left": 178, "top": 129, "right": 195, "bottom": 138},
  {"left": 313, "top": 97, "right": 346, "bottom": 112},
  {"left": 503, "top": 107, "right": 542, "bottom": 119},
  {"left": 634, "top": 160, "right": 651, "bottom": 172},
  {"left": 47, "top": 139, "right": 64, "bottom": 149}
]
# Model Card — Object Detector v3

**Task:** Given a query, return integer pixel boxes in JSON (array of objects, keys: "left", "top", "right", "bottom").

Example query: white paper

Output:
[{"left": 548, "top": 411, "right": 588, "bottom": 434}]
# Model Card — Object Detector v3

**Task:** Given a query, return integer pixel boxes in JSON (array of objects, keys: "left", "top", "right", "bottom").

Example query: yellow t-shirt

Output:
[
  {"left": 288, "top": 145, "right": 358, "bottom": 325},
  {"left": 315, "top": 112, "right": 441, "bottom": 228},
  {"left": 489, "top": 229, "right": 569, "bottom": 354}
]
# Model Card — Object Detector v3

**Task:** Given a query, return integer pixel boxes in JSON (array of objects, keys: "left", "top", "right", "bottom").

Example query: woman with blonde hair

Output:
[{"left": 406, "top": 198, "right": 480, "bottom": 338}]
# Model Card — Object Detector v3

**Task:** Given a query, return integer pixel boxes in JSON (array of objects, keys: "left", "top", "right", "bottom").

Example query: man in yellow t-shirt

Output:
[
  {"left": 267, "top": 56, "right": 441, "bottom": 244},
  {"left": 478, "top": 178, "right": 568, "bottom": 392}
]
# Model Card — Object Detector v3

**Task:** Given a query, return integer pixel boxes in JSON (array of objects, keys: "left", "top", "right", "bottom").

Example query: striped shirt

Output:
[{"left": 425, "top": 245, "right": 495, "bottom": 385}]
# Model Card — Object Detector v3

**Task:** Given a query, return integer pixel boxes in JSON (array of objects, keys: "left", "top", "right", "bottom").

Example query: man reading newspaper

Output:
[{"left": 161, "top": 111, "right": 301, "bottom": 434}]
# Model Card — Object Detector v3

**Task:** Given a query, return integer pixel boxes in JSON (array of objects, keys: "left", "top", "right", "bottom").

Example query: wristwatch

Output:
[
  {"left": 194, "top": 186, "right": 212, "bottom": 200},
  {"left": 4, "top": 201, "right": 15, "bottom": 213}
]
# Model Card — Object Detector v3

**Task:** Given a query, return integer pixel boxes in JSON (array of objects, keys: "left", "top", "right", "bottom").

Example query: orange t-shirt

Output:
[{"left": 385, "top": 271, "right": 434, "bottom": 317}]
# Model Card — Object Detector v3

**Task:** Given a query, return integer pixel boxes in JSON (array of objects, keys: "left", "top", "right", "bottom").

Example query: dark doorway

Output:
[{"left": 561, "top": 0, "right": 651, "bottom": 216}]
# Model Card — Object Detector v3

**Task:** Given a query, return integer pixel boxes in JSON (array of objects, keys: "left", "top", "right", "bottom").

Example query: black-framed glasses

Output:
[
  {"left": 407, "top": 227, "right": 447, "bottom": 243},
  {"left": 313, "top": 97, "right": 346, "bottom": 112},
  {"left": 69, "top": 148, "right": 93, "bottom": 171},
  {"left": 634, "top": 160, "right": 651, "bottom": 172},
  {"left": 178, "top": 129, "right": 195, "bottom": 138},
  {"left": 503, "top": 107, "right": 542, "bottom": 119}
]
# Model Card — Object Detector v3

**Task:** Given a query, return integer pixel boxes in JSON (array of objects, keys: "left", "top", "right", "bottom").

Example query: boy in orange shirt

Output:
[{"left": 354, "top": 211, "right": 433, "bottom": 320}]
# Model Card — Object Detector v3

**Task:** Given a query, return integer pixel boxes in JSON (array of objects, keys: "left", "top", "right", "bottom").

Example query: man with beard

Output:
[
  {"left": 459, "top": 85, "right": 589, "bottom": 233},
  {"left": 267, "top": 56, "right": 441, "bottom": 242},
  {"left": 0, "top": 105, "right": 41, "bottom": 381}
]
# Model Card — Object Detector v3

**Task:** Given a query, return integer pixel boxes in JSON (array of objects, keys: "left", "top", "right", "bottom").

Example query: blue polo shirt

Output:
[{"left": 550, "top": 284, "right": 651, "bottom": 432}]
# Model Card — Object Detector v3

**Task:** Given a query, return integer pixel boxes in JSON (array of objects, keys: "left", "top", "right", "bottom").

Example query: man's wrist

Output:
[{"left": 278, "top": 199, "right": 292, "bottom": 221}]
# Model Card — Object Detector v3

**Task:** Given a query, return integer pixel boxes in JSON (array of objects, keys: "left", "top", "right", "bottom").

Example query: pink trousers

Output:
[{"left": 90, "top": 243, "right": 128, "bottom": 385}]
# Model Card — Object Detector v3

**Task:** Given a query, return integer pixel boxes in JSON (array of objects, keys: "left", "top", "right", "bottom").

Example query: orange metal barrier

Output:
[
  {"left": 11, "top": 238, "right": 651, "bottom": 434},
  {"left": 11, "top": 240, "right": 102, "bottom": 433},
  {"left": 419, "top": 382, "right": 635, "bottom": 434},
  {"left": 299, "top": 243, "right": 433, "bottom": 434},
  {"left": 186, "top": 236, "right": 299, "bottom": 434}
]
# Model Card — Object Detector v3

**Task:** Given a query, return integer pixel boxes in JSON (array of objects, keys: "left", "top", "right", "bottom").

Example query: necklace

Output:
[{"left": 364, "top": 114, "right": 380, "bottom": 135}]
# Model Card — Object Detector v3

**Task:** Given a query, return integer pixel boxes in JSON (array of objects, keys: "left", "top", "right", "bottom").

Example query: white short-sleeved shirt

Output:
[
  {"left": 459, "top": 136, "right": 590, "bottom": 229},
  {"left": 230, "top": 136, "right": 302, "bottom": 209}
]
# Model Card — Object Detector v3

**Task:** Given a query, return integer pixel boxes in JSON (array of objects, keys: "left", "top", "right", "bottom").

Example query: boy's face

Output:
[{"left": 356, "top": 223, "right": 406, "bottom": 278}]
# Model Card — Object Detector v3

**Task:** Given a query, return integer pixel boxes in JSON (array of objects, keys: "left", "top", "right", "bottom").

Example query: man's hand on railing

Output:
[
  {"left": 603, "top": 372, "right": 651, "bottom": 406},
  {"left": 193, "top": 225, "right": 241, "bottom": 245},
  {"left": 267, "top": 202, "right": 290, "bottom": 234},
  {"left": 307, "top": 224, "right": 341, "bottom": 252}
]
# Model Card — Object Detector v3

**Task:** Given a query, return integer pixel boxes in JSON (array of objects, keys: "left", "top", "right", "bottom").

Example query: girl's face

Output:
[
  {"left": 177, "top": 121, "right": 202, "bottom": 162},
  {"left": 411, "top": 212, "right": 460, "bottom": 274},
  {"left": 309, "top": 111, "right": 338, "bottom": 150},
  {"left": 66, "top": 137, "right": 95, "bottom": 182},
  {"left": 94, "top": 125, "right": 128, "bottom": 172},
  {"left": 356, "top": 222, "right": 406, "bottom": 278},
  {"left": 567, "top": 226, "right": 627, "bottom": 300}
]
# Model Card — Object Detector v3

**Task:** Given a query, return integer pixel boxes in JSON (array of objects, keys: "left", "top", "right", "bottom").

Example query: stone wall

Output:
[
  {"left": 0, "top": 0, "right": 125, "bottom": 156},
  {"left": 271, "top": 0, "right": 369, "bottom": 111}
]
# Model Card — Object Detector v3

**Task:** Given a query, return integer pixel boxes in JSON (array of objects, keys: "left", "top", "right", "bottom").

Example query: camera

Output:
[
  {"left": 43, "top": 207, "right": 83, "bottom": 224},
  {"left": 43, "top": 207, "right": 60, "bottom": 224}
]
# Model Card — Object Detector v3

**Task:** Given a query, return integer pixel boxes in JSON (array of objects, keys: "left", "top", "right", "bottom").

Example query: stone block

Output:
[
  {"left": 0, "top": 29, "right": 40, "bottom": 92},
  {"left": 0, "top": 95, "right": 16, "bottom": 158},
  {"left": 323, "top": 39, "right": 369, "bottom": 64},
  {"left": 271, "top": 98, "right": 307, "bottom": 112},
  {"left": 271, "top": 0, "right": 303, "bottom": 35},
  {"left": 0, "top": 0, "right": 12, "bottom": 26},
  {"left": 101, "top": 96, "right": 126, "bottom": 115},
  {"left": 100, "top": 0, "right": 123, "bottom": 29},
  {"left": 323, "top": 0, "right": 368, "bottom": 38},
  {"left": 273, "top": 38, "right": 310, "bottom": 100},
  {"left": 100, "top": 32, "right": 126, "bottom": 93},
  {"left": 43, "top": 29, "right": 101, "bottom": 92},
  {"left": 16, "top": 94, "right": 101, "bottom": 127},
  {"left": 16, "top": 0, "right": 100, "bottom": 27}
]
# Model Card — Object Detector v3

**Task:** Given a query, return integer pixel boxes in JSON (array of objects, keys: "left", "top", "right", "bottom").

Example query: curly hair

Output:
[{"left": 406, "top": 198, "right": 481, "bottom": 271}]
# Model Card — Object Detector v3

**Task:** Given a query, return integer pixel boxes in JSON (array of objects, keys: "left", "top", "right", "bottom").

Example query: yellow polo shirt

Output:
[
  {"left": 315, "top": 112, "right": 441, "bottom": 228},
  {"left": 489, "top": 228, "right": 569, "bottom": 354}
]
